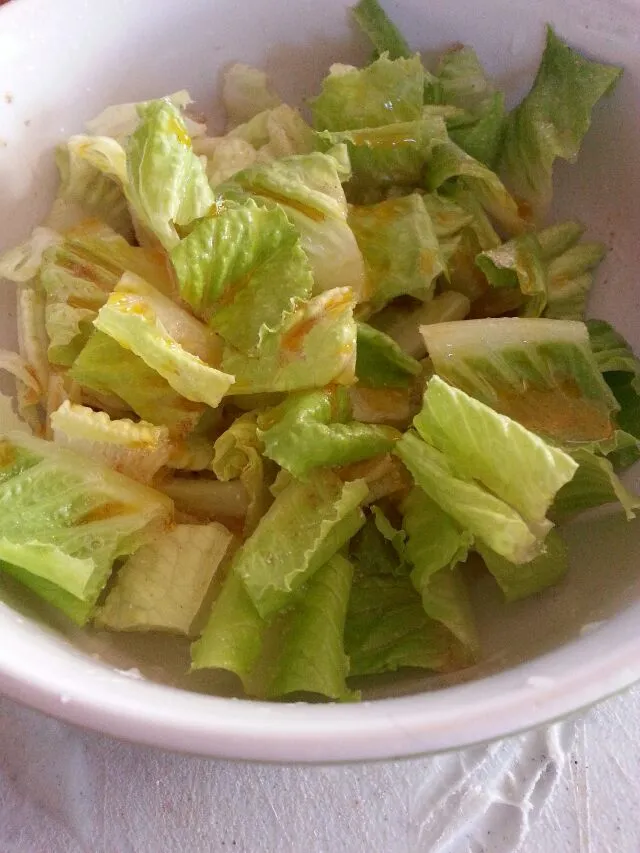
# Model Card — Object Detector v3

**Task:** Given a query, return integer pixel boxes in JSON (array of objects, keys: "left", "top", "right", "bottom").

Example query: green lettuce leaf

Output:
[
  {"left": 553, "top": 449, "right": 640, "bottom": 519},
  {"left": 70, "top": 332, "right": 205, "bottom": 438},
  {"left": 396, "top": 430, "right": 542, "bottom": 563},
  {"left": 421, "top": 317, "right": 620, "bottom": 445},
  {"left": 500, "top": 26, "right": 622, "bottom": 213},
  {"left": 257, "top": 387, "right": 399, "bottom": 478},
  {"left": 223, "top": 103, "right": 315, "bottom": 160},
  {"left": 125, "top": 99, "right": 215, "bottom": 249},
  {"left": 171, "top": 199, "right": 313, "bottom": 346},
  {"left": 311, "top": 53, "right": 425, "bottom": 132},
  {"left": 435, "top": 46, "right": 505, "bottom": 168},
  {"left": 588, "top": 319, "right": 640, "bottom": 381},
  {"left": 222, "top": 287, "right": 358, "bottom": 394},
  {"left": 85, "top": 90, "right": 206, "bottom": 141},
  {"left": 350, "top": 513, "right": 406, "bottom": 576},
  {"left": 93, "top": 273, "right": 233, "bottom": 408},
  {"left": 97, "top": 522, "right": 234, "bottom": 634},
  {"left": 371, "top": 290, "right": 471, "bottom": 360},
  {"left": 477, "top": 529, "right": 568, "bottom": 601},
  {"left": 348, "top": 193, "right": 446, "bottom": 310},
  {"left": 222, "top": 63, "right": 281, "bottom": 129},
  {"left": 267, "top": 553, "right": 355, "bottom": 700},
  {"left": 476, "top": 233, "right": 547, "bottom": 317},
  {"left": 415, "top": 376, "right": 577, "bottom": 529},
  {"left": 317, "top": 116, "right": 448, "bottom": 199},
  {"left": 217, "top": 150, "right": 367, "bottom": 299},
  {"left": 345, "top": 571, "right": 459, "bottom": 676},
  {"left": 191, "top": 570, "right": 265, "bottom": 685},
  {"left": 41, "top": 221, "right": 176, "bottom": 366},
  {"left": 230, "top": 470, "right": 367, "bottom": 618},
  {"left": 355, "top": 323, "right": 421, "bottom": 387},
  {"left": 50, "top": 141, "right": 133, "bottom": 239},
  {"left": 0, "top": 433, "right": 173, "bottom": 618},
  {"left": 50, "top": 401, "right": 170, "bottom": 484},
  {"left": 425, "top": 140, "right": 527, "bottom": 235},
  {"left": 351, "top": 0, "right": 411, "bottom": 60},
  {"left": 212, "top": 412, "right": 275, "bottom": 535}
]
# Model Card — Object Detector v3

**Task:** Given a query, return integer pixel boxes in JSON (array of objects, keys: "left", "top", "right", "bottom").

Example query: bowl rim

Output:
[{"left": 1, "top": 603, "right": 639, "bottom": 761}]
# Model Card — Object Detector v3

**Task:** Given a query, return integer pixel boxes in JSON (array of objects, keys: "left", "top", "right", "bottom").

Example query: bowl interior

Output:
[{"left": 0, "top": 0, "right": 639, "bottom": 760}]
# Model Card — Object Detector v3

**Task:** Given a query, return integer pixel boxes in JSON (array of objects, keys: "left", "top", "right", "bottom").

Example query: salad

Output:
[{"left": 0, "top": 0, "right": 638, "bottom": 702}]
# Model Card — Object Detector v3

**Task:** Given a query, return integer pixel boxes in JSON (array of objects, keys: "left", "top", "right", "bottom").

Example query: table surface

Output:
[{"left": 2, "top": 683, "right": 640, "bottom": 853}]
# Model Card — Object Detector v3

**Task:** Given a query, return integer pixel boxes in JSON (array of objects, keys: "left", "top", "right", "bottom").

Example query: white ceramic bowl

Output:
[{"left": 1, "top": 0, "right": 639, "bottom": 763}]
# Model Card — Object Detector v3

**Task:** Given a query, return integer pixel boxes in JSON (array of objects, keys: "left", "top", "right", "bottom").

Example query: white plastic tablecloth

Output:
[{"left": 2, "top": 683, "right": 640, "bottom": 852}]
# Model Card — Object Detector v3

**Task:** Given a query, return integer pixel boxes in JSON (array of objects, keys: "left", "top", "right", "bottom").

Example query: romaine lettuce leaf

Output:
[
  {"left": 191, "top": 570, "right": 265, "bottom": 685},
  {"left": 476, "top": 233, "right": 547, "bottom": 317},
  {"left": 415, "top": 376, "right": 577, "bottom": 528},
  {"left": 588, "top": 319, "right": 640, "bottom": 381},
  {"left": 311, "top": 53, "right": 425, "bottom": 132},
  {"left": 435, "top": 46, "right": 505, "bottom": 168},
  {"left": 225, "top": 103, "right": 315, "bottom": 160},
  {"left": 371, "top": 290, "right": 471, "bottom": 360},
  {"left": 543, "top": 229, "right": 606, "bottom": 321},
  {"left": 267, "top": 553, "right": 355, "bottom": 700},
  {"left": 350, "top": 513, "right": 406, "bottom": 576},
  {"left": 93, "top": 273, "right": 234, "bottom": 408},
  {"left": 351, "top": 0, "right": 412, "bottom": 60},
  {"left": 345, "top": 571, "right": 459, "bottom": 676},
  {"left": 421, "top": 318, "right": 620, "bottom": 445},
  {"left": 348, "top": 193, "right": 446, "bottom": 310},
  {"left": 50, "top": 401, "right": 170, "bottom": 484},
  {"left": 85, "top": 90, "right": 206, "bottom": 141},
  {"left": 51, "top": 141, "right": 133, "bottom": 239},
  {"left": 222, "top": 287, "right": 358, "bottom": 394},
  {"left": 425, "top": 141, "right": 527, "bottom": 235},
  {"left": 355, "top": 323, "right": 421, "bottom": 388},
  {"left": 212, "top": 412, "right": 275, "bottom": 535},
  {"left": 70, "top": 332, "right": 205, "bottom": 438},
  {"left": 317, "top": 116, "right": 448, "bottom": 199},
  {"left": 170, "top": 199, "right": 313, "bottom": 348},
  {"left": 97, "top": 522, "right": 234, "bottom": 634},
  {"left": 477, "top": 528, "right": 568, "bottom": 602},
  {"left": 553, "top": 449, "right": 640, "bottom": 519},
  {"left": 230, "top": 470, "right": 367, "bottom": 617},
  {"left": 395, "top": 430, "right": 542, "bottom": 563},
  {"left": 500, "top": 26, "right": 622, "bottom": 213},
  {"left": 0, "top": 433, "right": 172, "bottom": 615},
  {"left": 125, "top": 99, "right": 215, "bottom": 249},
  {"left": 222, "top": 63, "right": 281, "bottom": 129},
  {"left": 218, "top": 150, "right": 367, "bottom": 299},
  {"left": 17, "top": 286, "right": 49, "bottom": 395},
  {"left": 257, "top": 387, "right": 399, "bottom": 478}
]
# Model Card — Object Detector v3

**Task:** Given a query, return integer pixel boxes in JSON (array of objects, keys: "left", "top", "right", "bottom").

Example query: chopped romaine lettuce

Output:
[
  {"left": 553, "top": 449, "right": 640, "bottom": 519},
  {"left": 476, "top": 233, "right": 547, "bottom": 317},
  {"left": 230, "top": 470, "right": 367, "bottom": 617},
  {"left": 267, "top": 553, "right": 355, "bottom": 700},
  {"left": 97, "top": 523, "right": 234, "bottom": 634},
  {"left": 500, "top": 26, "right": 622, "bottom": 213},
  {"left": 125, "top": 99, "right": 215, "bottom": 249},
  {"left": 218, "top": 150, "right": 367, "bottom": 299},
  {"left": 415, "top": 377, "right": 577, "bottom": 527},
  {"left": 257, "top": 387, "right": 399, "bottom": 478},
  {"left": 222, "top": 63, "right": 281, "bottom": 129},
  {"left": 222, "top": 287, "right": 358, "bottom": 394},
  {"left": 0, "top": 433, "right": 172, "bottom": 617},
  {"left": 477, "top": 529, "right": 568, "bottom": 602},
  {"left": 355, "top": 323, "right": 422, "bottom": 388},
  {"left": 421, "top": 318, "right": 620, "bottom": 445},
  {"left": 348, "top": 193, "right": 446, "bottom": 309},
  {"left": 212, "top": 412, "right": 275, "bottom": 535},
  {"left": 70, "top": 332, "right": 205, "bottom": 438},
  {"left": 50, "top": 401, "right": 170, "bottom": 484},
  {"left": 425, "top": 141, "right": 527, "bottom": 235},
  {"left": 396, "top": 430, "right": 543, "bottom": 563},
  {"left": 311, "top": 53, "right": 425, "bottom": 131},
  {"left": 351, "top": 0, "right": 412, "bottom": 60},
  {"left": 171, "top": 199, "right": 313, "bottom": 346},
  {"left": 93, "top": 273, "right": 234, "bottom": 408},
  {"left": 85, "top": 90, "right": 206, "bottom": 141}
]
